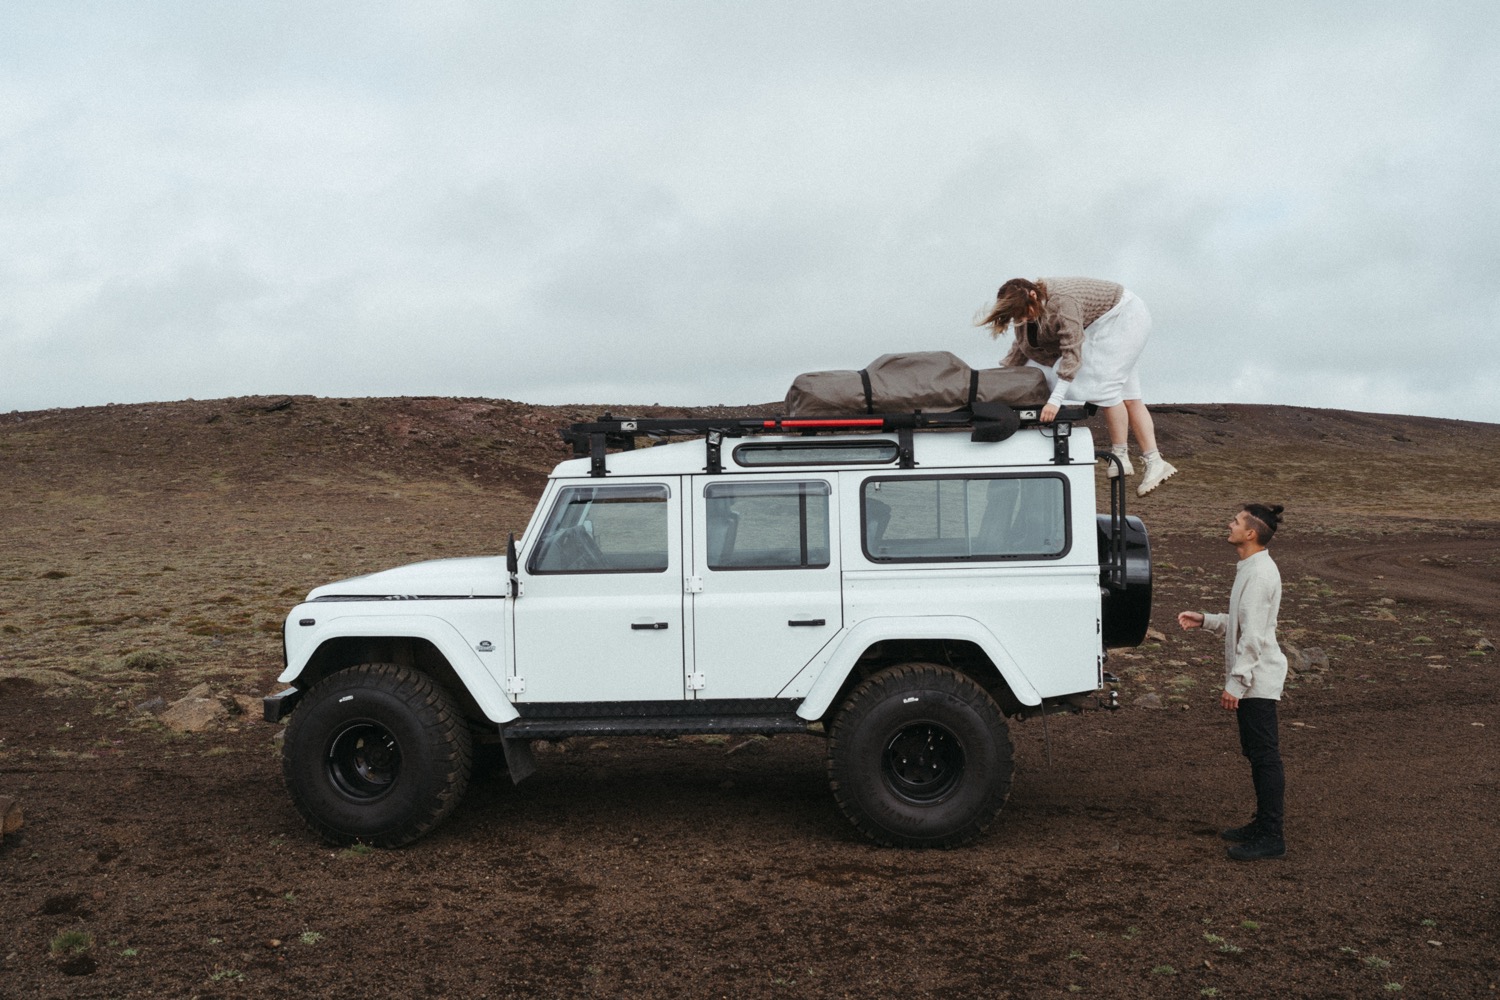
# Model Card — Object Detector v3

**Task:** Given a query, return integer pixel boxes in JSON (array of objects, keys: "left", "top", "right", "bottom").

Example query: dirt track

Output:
[{"left": 1, "top": 398, "right": 1497, "bottom": 998}]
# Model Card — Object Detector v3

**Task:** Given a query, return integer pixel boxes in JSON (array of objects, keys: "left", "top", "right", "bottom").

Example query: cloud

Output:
[{"left": 2, "top": 2, "right": 1497, "bottom": 422}]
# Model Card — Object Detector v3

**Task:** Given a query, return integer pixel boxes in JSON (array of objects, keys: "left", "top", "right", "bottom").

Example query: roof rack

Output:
[{"left": 561, "top": 403, "right": 1096, "bottom": 477}]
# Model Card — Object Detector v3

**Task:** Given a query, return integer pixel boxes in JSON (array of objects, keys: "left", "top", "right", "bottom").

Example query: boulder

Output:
[
  {"left": 0, "top": 795, "right": 22, "bottom": 836},
  {"left": 1284, "top": 644, "right": 1331, "bottom": 676},
  {"left": 1133, "top": 693, "right": 1163, "bottom": 710},
  {"left": 158, "top": 684, "right": 230, "bottom": 733}
]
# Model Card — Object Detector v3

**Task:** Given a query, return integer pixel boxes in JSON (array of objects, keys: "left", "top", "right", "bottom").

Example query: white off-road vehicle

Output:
[{"left": 266, "top": 405, "right": 1151, "bottom": 848}]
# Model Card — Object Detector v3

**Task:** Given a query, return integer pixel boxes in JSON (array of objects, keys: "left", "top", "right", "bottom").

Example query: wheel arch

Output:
[
  {"left": 280, "top": 616, "right": 518, "bottom": 724},
  {"left": 793, "top": 617, "right": 1041, "bottom": 724}
]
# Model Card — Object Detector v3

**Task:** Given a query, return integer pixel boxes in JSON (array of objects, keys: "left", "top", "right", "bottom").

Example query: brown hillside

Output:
[{"left": 1, "top": 396, "right": 1497, "bottom": 998}]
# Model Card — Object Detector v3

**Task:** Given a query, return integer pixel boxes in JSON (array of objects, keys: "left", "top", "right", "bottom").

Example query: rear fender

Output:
[{"left": 788, "top": 616, "right": 1042, "bottom": 721}]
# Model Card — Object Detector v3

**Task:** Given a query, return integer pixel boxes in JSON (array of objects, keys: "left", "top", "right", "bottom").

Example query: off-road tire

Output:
[
  {"left": 827, "top": 663, "right": 1013, "bottom": 848},
  {"left": 282, "top": 663, "right": 473, "bottom": 848}
]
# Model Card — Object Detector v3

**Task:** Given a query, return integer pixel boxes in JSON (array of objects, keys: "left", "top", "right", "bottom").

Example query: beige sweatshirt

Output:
[
  {"left": 1000, "top": 276, "right": 1123, "bottom": 381},
  {"left": 1201, "top": 549, "right": 1288, "bottom": 700}
]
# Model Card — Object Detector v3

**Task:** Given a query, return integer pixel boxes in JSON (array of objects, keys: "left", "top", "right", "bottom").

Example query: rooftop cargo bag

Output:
[{"left": 784, "top": 351, "right": 1049, "bottom": 416}]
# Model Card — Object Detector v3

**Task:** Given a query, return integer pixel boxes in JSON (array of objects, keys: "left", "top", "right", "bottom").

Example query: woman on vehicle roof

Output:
[{"left": 979, "top": 276, "right": 1177, "bottom": 496}]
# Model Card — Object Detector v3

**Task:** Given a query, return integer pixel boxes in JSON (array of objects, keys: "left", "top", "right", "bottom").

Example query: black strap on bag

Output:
[
  {"left": 858, "top": 368, "right": 874, "bottom": 414},
  {"left": 968, "top": 369, "right": 981, "bottom": 409}
]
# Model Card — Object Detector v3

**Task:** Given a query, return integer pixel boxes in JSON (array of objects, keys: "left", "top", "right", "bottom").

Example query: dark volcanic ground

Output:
[{"left": 1, "top": 397, "right": 1497, "bottom": 998}]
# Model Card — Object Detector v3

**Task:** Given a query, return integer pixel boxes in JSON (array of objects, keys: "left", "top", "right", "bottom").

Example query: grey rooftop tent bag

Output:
[{"left": 784, "top": 351, "right": 1049, "bottom": 416}]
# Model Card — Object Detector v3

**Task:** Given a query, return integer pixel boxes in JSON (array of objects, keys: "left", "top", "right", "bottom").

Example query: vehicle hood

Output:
[{"left": 306, "top": 556, "right": 507, "bottom": 600}]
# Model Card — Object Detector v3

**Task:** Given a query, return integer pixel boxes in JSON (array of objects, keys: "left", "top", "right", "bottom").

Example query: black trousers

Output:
[{"left": 1236, "top": 698, "right": 1285, "bottom": 839}]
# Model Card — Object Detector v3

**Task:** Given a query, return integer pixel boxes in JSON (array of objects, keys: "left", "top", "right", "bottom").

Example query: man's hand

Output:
[
  {"left": 1220, "top": 690, "right": 1239, "bottom": 711},
  {"left": 1177, "top": 611, "right": 1204, "bottom": 630},
  {"left": 1040, "top": 403, "right": 1059, "bottom": 423}
]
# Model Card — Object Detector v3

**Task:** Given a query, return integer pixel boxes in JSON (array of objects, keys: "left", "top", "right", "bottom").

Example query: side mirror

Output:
[{"left": 506, "top": 533, "right": 520, "bottom": 599}]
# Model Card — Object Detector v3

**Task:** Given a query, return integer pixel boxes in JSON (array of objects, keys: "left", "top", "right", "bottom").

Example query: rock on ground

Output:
[
  {"left": 157, "top": 683, "right": 231, "bottom": 733},
  {"left": 0, "top": 795, "right": 22, "bottom": 836}
]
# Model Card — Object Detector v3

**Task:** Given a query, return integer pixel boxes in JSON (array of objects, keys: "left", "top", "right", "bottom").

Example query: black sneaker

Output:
[
  {"left": 1226, "top": 837, "right": 1286, "bottom": 861},
  {"left": 1219, "top": 822, "right": 1260, "bottom": 843}
]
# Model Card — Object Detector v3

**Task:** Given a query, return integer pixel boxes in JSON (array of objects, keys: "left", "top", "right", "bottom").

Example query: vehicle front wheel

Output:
[
  {"left": 827, "top": 663, "right": 1013, "bottom": 848},
  {"left": 281, "top": 663, "right": 473, "bottom": 848}
]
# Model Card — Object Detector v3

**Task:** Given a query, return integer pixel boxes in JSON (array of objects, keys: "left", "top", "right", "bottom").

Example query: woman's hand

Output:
[{"left": 1040, "top": 403, "right": 1059, "bottom": 423}]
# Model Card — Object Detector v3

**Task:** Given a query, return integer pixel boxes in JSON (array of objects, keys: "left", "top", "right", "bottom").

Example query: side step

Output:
[{"left": 502, "top": 714, "right": 816, "bottom": 740}]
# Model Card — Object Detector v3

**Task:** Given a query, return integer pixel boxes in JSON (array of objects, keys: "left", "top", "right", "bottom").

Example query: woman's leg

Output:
[
  {"left": 1124, "top": 397, "right": 1157, "bottom": 454},
  {"left": 1103, "top": 403, "right": 1129, "bottom": 448}
]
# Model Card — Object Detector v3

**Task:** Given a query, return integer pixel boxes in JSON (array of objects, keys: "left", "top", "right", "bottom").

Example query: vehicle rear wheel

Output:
[
  {"left": 282, "top": 663, "right": 472, "bottom": 848},
  {"left": 827, "top": 663, "right": 1013, "bottom": 848}
]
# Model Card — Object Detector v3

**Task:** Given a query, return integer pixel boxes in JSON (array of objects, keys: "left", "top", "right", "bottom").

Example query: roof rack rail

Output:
[{"left": 561, "top": 403, "right": 1096, "bottom": 477}]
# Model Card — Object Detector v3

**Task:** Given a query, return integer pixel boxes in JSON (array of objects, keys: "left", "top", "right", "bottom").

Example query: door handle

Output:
[
  {"left": 787, "top": 618, "right": 826, "bottom": 627},
  {"left": 631, "top": 622, "right": 669, "bottom": 631}
]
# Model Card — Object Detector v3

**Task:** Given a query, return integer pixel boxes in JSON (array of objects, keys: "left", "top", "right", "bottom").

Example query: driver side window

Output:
[{"left": 528, "top": 484, "right": 671, "bottom": 574}]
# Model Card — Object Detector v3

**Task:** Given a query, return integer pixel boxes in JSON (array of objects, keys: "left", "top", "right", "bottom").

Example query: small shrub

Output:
[
  {"left": 120, "top": 649, "right": 178, "bottom": 672},
  {"left": 1240, "top": 920, "right": 1260, "bottom": 931},
  {"left": 1363, "top": 956, "right": 1391, "bottom": 969},
  {"left": 1151, "top": 965, "right": 1176, "bottom": 975},
  {"left": 50, "top": 929, "right": 93, "bottom": 956}
]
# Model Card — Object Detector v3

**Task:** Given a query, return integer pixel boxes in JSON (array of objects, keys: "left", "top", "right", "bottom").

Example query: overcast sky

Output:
[{"left": 3, "top": 2, "right": 1497, "bottom": 422}]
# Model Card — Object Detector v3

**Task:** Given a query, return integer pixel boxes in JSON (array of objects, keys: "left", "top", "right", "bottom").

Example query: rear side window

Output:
[
  {"left": 862, "top": 475, "right": 1069, "bottom": 562},
  {"left": 734, "top": 440, "right": 899, "bottom": 467},
  {"left": 704, "top": 481, "right": 831, "bottom": 570},
  {"left": 529, "top": 484, "right": 670, "bottom": 574}
]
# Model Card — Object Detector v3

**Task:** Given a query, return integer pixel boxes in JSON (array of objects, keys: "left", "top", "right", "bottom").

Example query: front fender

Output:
[
  {"left": 279, "top": 609, "right": 518, "bottom": 723},
  {"left": 788, "top": 615, "right": 1043, "bottom": 721}
]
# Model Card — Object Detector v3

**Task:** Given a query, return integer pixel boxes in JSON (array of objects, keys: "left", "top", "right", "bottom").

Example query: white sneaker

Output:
[
  {"left": 1106, "top": 447, "right": 1134, "bottom": 478},
  {"left": 1137, "top": 455, "right": 1178, "bottom": 496}
]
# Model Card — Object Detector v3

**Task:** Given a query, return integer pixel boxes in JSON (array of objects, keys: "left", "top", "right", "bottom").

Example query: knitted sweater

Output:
[
  {"left": 1201, "top": 549, "right": 1288, "bottom": 700},
  {"left": 1000, "top": 276, "right": 1123, "bottom": 381}
]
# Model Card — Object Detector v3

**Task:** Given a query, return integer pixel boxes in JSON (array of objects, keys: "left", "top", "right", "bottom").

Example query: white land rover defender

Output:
[{"left": 265, "top": 405, "right": 1151, "bottom": 848}]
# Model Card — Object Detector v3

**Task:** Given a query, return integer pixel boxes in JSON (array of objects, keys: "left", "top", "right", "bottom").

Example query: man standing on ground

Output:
[{"left": 1177, "top": 503, "right": 1289, "bottom": 860}]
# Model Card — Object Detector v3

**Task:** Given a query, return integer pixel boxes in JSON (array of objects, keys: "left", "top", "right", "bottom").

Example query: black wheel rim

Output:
[
  {"left": 326, "top": 721, "right": 402, "bottom": 800},
  {"left": 881, "top": 722, "right": 965, "bottom": 803}
]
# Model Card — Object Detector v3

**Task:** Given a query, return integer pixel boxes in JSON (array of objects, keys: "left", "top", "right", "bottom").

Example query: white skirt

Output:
[{"left": 1029, "top": 289, "right": 1151, "bottom": 408}]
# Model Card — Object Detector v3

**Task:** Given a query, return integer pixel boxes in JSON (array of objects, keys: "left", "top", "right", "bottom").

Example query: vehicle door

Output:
[
  {"left": 687, "top": 476, "right": 842, "bottom": 699},
  {"left": 512, "top": 479, "right": 685, "bottom": 703}
]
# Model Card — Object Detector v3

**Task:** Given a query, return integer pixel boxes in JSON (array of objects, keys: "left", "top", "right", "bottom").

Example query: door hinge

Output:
[
  {"left": 505, "top": 676, "right": 525, "bottom": 696},
  {"left": 686, "top": 672, "right": 705, "bottom": 691},
  {"left": 684, "top": 575, "right": 704, "bottom": 594}
]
